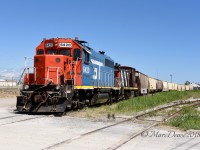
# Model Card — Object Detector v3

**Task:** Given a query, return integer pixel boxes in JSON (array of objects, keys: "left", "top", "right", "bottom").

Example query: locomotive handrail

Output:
[
  {"left": 18, "top": 67, "right": 36, "bottom": 84},
  {"left": 26, "top": 67, "right": 36, "bottom": 84},
  {"left": 71, "top": 58, "right": 82, "bottom": 86},
  {"left": 47, "top": 67, "right": 65, "bottom": 84},
  {"left": 18, "top": 68, "right": 26, "bottom": 85}
]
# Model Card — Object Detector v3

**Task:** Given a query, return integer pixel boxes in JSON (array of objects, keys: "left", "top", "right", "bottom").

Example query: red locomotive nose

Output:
[
  {"left": 34, "top": 55, "right": 65, "bottom": 85},
  {"left": 32, "top": 38, "right": 82, "bottom": 86}
]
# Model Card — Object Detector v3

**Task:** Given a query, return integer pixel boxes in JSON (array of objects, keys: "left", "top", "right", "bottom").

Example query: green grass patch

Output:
[
  {"left": 167, "top": 106, "right": 200, "bottom": 130},
  {"left": 74, "top": 90, "right": 200, "bottom": 118}
]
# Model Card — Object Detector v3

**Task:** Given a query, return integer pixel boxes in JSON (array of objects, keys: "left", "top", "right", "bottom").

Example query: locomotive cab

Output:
[{"left": 33, "top": 38, "right": 82, "bottom": 85}]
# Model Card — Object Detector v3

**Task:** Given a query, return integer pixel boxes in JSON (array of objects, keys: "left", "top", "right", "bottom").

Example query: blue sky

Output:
[{"left": 0, "top": 0, "right": 199, "bottom": 84}]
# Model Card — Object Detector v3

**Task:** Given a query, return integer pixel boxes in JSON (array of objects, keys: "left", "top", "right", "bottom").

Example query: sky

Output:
[{"left": 0, "top": 0, "right": 199, "bottom": 84}]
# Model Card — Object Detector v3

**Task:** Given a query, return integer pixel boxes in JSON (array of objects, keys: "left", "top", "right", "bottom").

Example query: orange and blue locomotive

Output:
[
  {"left": 17, "top": 38, "right": 115, "bottom": 113},
  {"left": 16, "top": 37, "right": 138, "bottom": 113}
]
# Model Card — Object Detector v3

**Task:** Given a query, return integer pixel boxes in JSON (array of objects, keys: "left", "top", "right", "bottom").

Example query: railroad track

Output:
[
  {"left": 107, "top": 101, "right": 200, "bottom": 150},
  {"left": 0, "top": 115, "right": 18, "bottom": 120},
  {"left": 0, "top": 114, "right": 44, "bottom": 126},
  {"left": 43, "top": 98, "right": 200, "bottom": 150}
]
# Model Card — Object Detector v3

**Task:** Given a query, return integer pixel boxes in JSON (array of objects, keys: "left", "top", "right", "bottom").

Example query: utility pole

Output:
[
  {"left": 24, "top": 56, "right": 27, "bottom": 68},
  {"left": 12, "top": 76, "right": 13, "bottom": 88},
  {"left": 170, "top": 74, "right": 172, "bottom": 83}
]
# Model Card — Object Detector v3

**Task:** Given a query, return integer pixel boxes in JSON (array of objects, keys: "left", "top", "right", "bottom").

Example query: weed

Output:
[
  {"left": 74, "top": 90, "right": 200, "bottom": 119},
  {"left": 167, "top": 106, "right": 200, "bottom": 130}
]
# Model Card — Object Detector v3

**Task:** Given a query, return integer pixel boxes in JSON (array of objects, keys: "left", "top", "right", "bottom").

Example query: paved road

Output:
[{"left": 0, "top": 98, "right": 199, "bottom": 150}]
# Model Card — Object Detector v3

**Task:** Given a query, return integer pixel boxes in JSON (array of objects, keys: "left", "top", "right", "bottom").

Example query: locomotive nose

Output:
[{"left": 34, "top": 55, "right": 65, "bottom": 85}]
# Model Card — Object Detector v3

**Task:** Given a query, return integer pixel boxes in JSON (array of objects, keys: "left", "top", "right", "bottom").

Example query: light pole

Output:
[
  {"left": 24, "top": 57, "right": 33, "bottom": 68},
  {"left": 12, "top": 76, "right": 13, "bottom": 88},
  {"left": 24, "top": 56, "right": 27, "bottom": 68},
  {"left": 170, "top": 74, "right": 172, "bottom": 83}
]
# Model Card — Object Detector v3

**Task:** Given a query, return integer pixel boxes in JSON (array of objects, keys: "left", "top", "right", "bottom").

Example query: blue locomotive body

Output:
[{"left": 82, "top": 48, "right": 114, "bottom": 87}]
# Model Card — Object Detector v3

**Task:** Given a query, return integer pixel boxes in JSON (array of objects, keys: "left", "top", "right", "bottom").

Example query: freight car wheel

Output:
[{"left": 125, "top": 91, "right": 131, "bottom": 100}]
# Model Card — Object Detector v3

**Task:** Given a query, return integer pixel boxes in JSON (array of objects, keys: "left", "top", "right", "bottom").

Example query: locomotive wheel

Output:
[
  {"left": 77, "top": 101, "right": 85, "bottom": 109},
  {"left": 107, "top": 96, "right": 113, "bottom": 105}
]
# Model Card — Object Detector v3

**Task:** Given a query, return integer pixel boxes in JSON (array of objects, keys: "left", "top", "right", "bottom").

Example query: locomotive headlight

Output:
[
  {"left": 24, "top": 85, "right": 29, "bottom": 90},
  {"left": 45, "top": 43, "right": 53, "bottom": 48}
]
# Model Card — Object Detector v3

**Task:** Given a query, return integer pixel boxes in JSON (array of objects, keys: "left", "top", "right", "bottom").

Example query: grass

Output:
[
  {"left": 69, "top": 90, "right": 200, "bottom": 119},
  {"left": 0, "top": 88, "right": 19, "bottom": 98},
  {"left": 167, "top": 106, "right": 200, "bottom": 130}
]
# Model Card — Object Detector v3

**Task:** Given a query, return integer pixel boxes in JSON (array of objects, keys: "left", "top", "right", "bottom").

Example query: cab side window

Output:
[
  {"left": 74, "top": 49, "right": 80, "bottom": 61},
  {"left": 37, "top": 49, "right": 44, "bottom": 55},
  {"left": 84, "top": 51, "right": 89, "bottom": 64}
]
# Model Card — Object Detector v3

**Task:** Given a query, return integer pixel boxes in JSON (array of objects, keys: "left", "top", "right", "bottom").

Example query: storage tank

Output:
[
  {"left": 163, "top": 81, "right": 169, "bottom": 91},
  {"left": 148, "top": 77, "right": 157, "bottom": 93},
  {"left": 156, "top": 80, "right": 163, "bottom": 92}
]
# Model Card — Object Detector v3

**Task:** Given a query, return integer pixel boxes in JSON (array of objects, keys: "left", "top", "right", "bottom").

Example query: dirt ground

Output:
[{"left": 0, "top": 88, "right": 19, "bottom": 98}]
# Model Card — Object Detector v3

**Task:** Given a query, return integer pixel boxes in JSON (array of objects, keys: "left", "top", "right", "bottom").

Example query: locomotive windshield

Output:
[
  {"left": 60, "top": 49, "right": 71, "bottom": 56},
  {"left": 46, "top": 49, "right": 58, "bottom": 54}
]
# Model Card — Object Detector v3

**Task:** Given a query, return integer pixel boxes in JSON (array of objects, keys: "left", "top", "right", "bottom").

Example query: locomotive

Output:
[{"left": 16, "top": 38, "right": 138, "bottom": 113}]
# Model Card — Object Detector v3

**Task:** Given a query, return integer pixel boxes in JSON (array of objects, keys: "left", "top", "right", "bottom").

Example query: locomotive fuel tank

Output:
[{"left": 90, "top": 93, "right": 110, "bottom": 105}]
